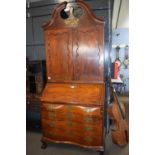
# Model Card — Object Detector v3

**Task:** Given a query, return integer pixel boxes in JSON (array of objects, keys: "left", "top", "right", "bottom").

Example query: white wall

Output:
[{"left": 112, "top": 0, "right": 129, "bottom": 29}]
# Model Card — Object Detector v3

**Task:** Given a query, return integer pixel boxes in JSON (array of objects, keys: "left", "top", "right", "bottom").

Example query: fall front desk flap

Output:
[{"left": 41, "top": 83, "right": 105, "bottom": 105}]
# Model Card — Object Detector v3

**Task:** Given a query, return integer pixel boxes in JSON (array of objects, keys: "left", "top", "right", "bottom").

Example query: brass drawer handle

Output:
[
  {"left": 66, "top": 113, "right": 74, "bottom": 119},
  {"left": 84, "top": 137, "right": 92, "bottom": 142},
  {"left": 48, "top": 132, "right": 57, "bottom": 137},
  {"left": 85, "top": 126, "right": 93, "bottom": 131},
  {"left": 66, "top": 121, "right": 73, "bottom": 126},
  {"left": 48, "top": 113, "right": 56, "bottom": 118},
  {"left": 67, "top": 132, "right": 75, "bottom": 138},
  {"left": 48, "top": 122, "right": 55, "bottom": 127},
  {"left": 84, "top": 116, "right": 93, "bottom": 123}
]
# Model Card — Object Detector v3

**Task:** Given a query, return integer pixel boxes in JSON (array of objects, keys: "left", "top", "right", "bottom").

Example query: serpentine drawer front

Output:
[
  {"left": 41, "top": 83, "right": 105, "bottom": 105},
  {"left": 41, "top": 104, "right": 103, "bottom": 147},
  {"left": 41, "top": 104, "right": 103, "bottom": 123},
  {"left": 42, "top": 118, "right": 103, "bottom": 146}
]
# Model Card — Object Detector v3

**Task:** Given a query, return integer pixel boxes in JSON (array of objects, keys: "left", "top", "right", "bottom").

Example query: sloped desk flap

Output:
[{"left": 41, "top": 83, "right": 105, "bottom": 105}]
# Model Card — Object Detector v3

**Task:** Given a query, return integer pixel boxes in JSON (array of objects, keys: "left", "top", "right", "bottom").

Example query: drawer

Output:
[
  {"left": 44, "top": 130, "right": 102, "bottom": 146},
  {"left": 42, "top": 119, "right": 103, "bottom": 146},
  {"left": 42, "top": 110, "right": 102, "bottom": 124},
  {"left": 41, "top": 83, "right": 105, "bottom": 105},
  {"left": 42, "top": 119, "right": 102, "bottom": 134},
  {"left": 42, "top": 104, "right": 103, "bottom": 116}
]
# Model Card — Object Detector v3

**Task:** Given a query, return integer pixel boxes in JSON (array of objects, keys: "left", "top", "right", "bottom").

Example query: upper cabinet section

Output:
[{"left": 43, "top": 0, "right": 105, "bottom": 83}]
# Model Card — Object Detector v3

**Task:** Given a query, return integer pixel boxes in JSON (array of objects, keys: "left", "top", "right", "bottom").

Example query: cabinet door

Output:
[
  {"left": 45, "top": 29, "right": 73, "bottom": 82},
  {"left": 73, "top": 26, "right": 104, "bottom": 82}
]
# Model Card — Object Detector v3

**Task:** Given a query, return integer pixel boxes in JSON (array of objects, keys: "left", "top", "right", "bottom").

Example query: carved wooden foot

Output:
[
  {"left": 99, "top": 151, "right": 104, "bottom": 155},
  {"left": 41, "top": 141, "right": 47, "bottom": 149}
]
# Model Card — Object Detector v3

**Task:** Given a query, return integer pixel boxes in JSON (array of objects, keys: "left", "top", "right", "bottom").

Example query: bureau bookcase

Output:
[{"left": 41, "top": 0, "right": 105, "bottom": 154}]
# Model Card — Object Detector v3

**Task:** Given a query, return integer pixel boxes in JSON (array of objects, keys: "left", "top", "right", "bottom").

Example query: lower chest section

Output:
[{"left": 41, "top": 103, "right": 104, "bottom": 147}]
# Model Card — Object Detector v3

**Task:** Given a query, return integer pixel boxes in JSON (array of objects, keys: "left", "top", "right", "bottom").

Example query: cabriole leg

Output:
[
  {"left": 41, "top": 141, "right": 47, "bottom": 149},
  {"left": 99, "top": 151, "right": 104, "bottom": 155}
]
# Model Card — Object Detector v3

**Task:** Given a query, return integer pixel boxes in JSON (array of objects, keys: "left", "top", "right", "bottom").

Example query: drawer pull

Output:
[
  {"left": 66, "top": 113, "right": 74, "bottom": 119},
  {"left": 48, "top": 113, "right": 56, "bottom": 118},
  {"left": 85, "top": 126, "right": 92, "bottom": 131},
  {"left": 48, "top": 132, "right": 57, "bottom": 137},
  {"left": 84, "top": 137, "right": 92, "bottom": 142},
  {"left": 66, "top": 121, "right": 74, "bottom": 126},
  {"left": 48, "top": 122, "right": 55, "bottom": 127},
  {"left": 84, "top": 116, "right": 93, "bottom": 123},
  {"left": 67, "top": 132, "right": 75, "bottom": 138}
]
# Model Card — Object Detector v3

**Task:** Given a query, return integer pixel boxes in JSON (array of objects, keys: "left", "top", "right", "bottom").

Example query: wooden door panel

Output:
[
  {"left": 45, "top": 29, "right": 73, "bottom": 81},
  {"left": 73, "top": 26, "right": 104, "bottom": 81}
]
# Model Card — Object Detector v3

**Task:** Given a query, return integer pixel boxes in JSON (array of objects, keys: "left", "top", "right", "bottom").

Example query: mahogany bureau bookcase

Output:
[{"left": 41, "top": 0, "right": 106, "bottom": 154}]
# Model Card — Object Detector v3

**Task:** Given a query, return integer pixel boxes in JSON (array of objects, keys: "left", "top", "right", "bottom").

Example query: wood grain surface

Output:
[
  {"left": 41, "top": 0, "right": 105, "bottom": 151},
  {"left": 41, "top": 83, "right": 105, "bottom": 105}
]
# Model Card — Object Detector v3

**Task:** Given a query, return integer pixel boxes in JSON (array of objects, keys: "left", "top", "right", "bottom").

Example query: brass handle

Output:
[
  {"left": 84, "top": 116, "right": 93, "bottom": 123},
  {"left": 85, "top": 126, "right": 93, "bottom": 131},
  {"left": 48, "top": 113, "right": 56, "bottom": 118},
  {"left": 68, "top": 133, "right": 75, "bottom": 138},
  {"left": 84, "top": 137, "right": 92, "bottom": 142},
  {"left": 48, "top": 122, "right": 55, "bottom": 127},
  {"left": 66, "top": 113, "right": 74, "bottom": 119},
  {"left": 66, "top": 121, "right": 73, "bottom": 126},
  {"left": 48, "top": 132, "right": 57, "bottom": 137}
]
